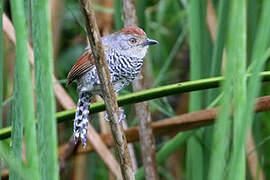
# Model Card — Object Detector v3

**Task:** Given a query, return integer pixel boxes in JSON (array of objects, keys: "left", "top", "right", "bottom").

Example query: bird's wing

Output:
[{"left": 66, "top": 50, "right": 95, "bottom": 86}]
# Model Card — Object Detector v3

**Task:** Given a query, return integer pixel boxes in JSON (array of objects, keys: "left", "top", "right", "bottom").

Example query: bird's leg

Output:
[
  {"left": 104, "top": 108, "right": 126, "bottom": 123},
  {"left": 135, "top": 74, "right": 143, "bottom": 80},
  {"left": 100, "top": 93, "right": 126, "bottom": 123},
  {"left": 118, "top": 108, "right": 126, "bottom": 122}
]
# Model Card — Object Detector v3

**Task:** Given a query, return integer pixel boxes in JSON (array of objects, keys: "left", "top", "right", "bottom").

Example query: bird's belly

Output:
[
  {"left": 78, "top": 71, "right": 131, "bottom": 94},
  {"left": 77, "top": 58, "right": 141, "bottom": 94}
]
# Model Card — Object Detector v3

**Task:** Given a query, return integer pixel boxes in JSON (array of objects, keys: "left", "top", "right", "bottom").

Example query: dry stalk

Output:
[
  {"left": 72, "top": 95, "right": 270, "bottom": 154},
  {"left": 122, "top": 0, "right": 159, "bottom": 179},
  {"left": 77, "top": 0, "right": 134, "bottom": 179},
  {"left": 246, "top": 130, "right": 265, "bottom": 180}
]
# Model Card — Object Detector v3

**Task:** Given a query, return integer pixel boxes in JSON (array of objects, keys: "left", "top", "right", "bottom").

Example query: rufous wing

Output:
[{"left": 66, "top": 50, "right": 95, "bottom": 86}]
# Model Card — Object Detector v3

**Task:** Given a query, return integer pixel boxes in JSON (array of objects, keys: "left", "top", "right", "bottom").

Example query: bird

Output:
[{"left": 66, "top": 26, "right": 158, "bottom": 147}]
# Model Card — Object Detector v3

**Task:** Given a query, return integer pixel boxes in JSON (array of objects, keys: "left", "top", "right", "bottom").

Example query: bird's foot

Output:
[
  {"left": 118, "top": 108, "right": 126, "bottom": 122},
  {"left": 104, "top": 108, "right": 126, "bottom": 123},
  {"left": 135, "top": 75, "right": 143, "bottom": 80}
]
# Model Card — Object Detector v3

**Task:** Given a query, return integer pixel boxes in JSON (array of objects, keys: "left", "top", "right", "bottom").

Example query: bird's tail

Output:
[{"left": 74, "top": 92, "right": 91, "bottom": 147}]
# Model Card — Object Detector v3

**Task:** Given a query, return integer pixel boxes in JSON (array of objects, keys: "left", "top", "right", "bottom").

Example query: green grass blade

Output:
[
  {"left": 208, "top": 57, "right": 232, "bottom": 180},
  {"left": 31, "top": 0, "right": 59, "bottom": 179},
  {"left": 207, "top": 0, "right": 229, "bottom": 103},
  {"left": 228, "top": 0, "right": 270, "bottom": 179},
  {"left": 10, "top": 0, "right": 39, "bottom": 178},
  {"left": 187, "top": 1, "right": 205, "bottom": 179},
  {"left": 187, "top": 135, "right": 204, "bottom": 180},
  {"left": 10, "top": 76, "right": 23, "bottom": 180},
  {"left": 188, "top": 0, "right": 203, "bottom": 112},
  {"left": 227, "top": 0, "right": 247, "bottom": 179},
  {"left": 113, "top": 0, "right": 123, "bottom": 30},
  {"left": 247, "top": 0, "right": 258, "bottom": 61},
  {"left": 0, "top": 141, "right": 33, "bottom": 180},
  {"left": 208, "top": 3, "right": 239, "bottom": 180}
]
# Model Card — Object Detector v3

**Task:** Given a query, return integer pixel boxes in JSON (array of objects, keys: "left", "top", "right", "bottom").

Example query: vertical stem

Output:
[
  {"left": 206, "top": 0, "right": 229, "bottom": 103},
  {"left": 188, "top": 0, "right": 202, "bottom": 112},
  {"left": 228, "top": 1, "right": 247, "bottom": 178},
  {"left": 209, "top": 0, "right": 247, "bottom": 179},
  {"left": 10, "top": 67, "right": 23, "bottom": 180},
  {"left": 78, "top": 0, "right": 134, "bottom": 179},
  {"left": 31, "top": 0, "right": 59, "bottom": 179},
  {"left": 9, "top": 0, "right": 39, "bottom": 178},
  {"left": 122, "top": 0, "right": 159, "bottom": 179},
  {"left": 187, "top": 1, "right": 204, "bottom": 179},
  {"left": 113, "top": 0, "right": 123, "bottom": 30},
  {"left": 229, "top": 0, "right": 270, "bottom": 179}
]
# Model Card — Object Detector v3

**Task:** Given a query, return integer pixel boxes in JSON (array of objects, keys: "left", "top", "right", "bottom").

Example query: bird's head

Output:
[{"left": 102, "top": 26, "right": 158, "bottom": 59}]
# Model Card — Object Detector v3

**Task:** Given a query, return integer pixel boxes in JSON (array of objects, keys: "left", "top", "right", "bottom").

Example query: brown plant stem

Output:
[
  {"left": 49, "top": 0, "right": 63, "bottom": 59},
  {"left": 100, "top": 0, "right": 113, "bottom": 35},
  {"left": 206, "top": 0, "right": 217, "bottom": 42},
  {"left": 59, "top": 135, "right": 78, "bottom": 171},
  {"left": 77, "top": 0, "right": 134, "bottom": 179},
  {"left": 246, "top": 130, "right": 265, "bottom": 180},
  {"left": 71, "top": 95, "right": 270, "bottom": 154},
  {"left": 122, "top": 0, "right": 159, "bottom": 179}
]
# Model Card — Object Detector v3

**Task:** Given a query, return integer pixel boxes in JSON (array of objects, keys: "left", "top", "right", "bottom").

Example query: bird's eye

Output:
[{"left": 129, "top": 38, "right": 137, "bottom": 44}]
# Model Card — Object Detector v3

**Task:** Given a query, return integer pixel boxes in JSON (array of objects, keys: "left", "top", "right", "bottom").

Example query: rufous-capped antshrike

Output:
[{"left": 67, "top": 26, "right": 158, "bottom": 147}]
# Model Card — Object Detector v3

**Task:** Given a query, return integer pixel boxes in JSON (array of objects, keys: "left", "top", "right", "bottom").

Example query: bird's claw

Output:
[
  {"left": 118, "top": 108, "right": 126, "bottom": 122},
  {"left": 104, "top": 108, "right": 126, "bottom": 123},
  {"left": 136, "top": 75, "right": 143, "bottom": 80}
]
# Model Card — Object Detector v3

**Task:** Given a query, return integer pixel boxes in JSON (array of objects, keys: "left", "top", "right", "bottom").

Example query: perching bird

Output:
[{"left": 66, "top": 26, "right": 158, "bottom": 147}]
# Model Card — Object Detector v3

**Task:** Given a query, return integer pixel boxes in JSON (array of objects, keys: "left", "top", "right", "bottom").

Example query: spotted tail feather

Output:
[{"left": 74, "top": 92, "right": 91, "bottom": 147}]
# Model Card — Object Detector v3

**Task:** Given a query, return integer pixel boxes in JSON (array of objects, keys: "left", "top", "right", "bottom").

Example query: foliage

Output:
[{"left": 1, "top": 0, "right": 270, "bottom": 179}]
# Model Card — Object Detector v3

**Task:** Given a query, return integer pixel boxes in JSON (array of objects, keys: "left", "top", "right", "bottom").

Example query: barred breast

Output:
[{"left": 77, "top": 48, "right": 143, "bottom": 94}]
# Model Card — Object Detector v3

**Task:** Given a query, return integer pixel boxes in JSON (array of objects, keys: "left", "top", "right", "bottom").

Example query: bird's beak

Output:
[{"left": 142, "top": 38, "right": 159, "bottom": 46}]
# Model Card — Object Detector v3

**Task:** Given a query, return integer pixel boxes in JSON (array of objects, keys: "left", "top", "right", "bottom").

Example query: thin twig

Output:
[
  {"left": 78, "top": 0, "right": 134, "bottom": 179},
  {"left": 122, "top": 0, "right": 159, "bottom": 179},
  {"left": 59, "top": 135, "right": 78, "bottom": 171}
]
